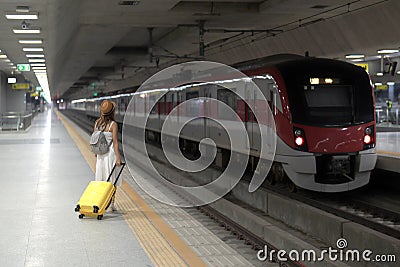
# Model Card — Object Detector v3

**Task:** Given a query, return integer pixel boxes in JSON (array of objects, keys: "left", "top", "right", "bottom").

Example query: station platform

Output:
[
  {"left": 0, "top": 109, "right": 259, "bottom": 267},
  {"left": 376, "top": 132, "right": 400, "bottom": 173}
]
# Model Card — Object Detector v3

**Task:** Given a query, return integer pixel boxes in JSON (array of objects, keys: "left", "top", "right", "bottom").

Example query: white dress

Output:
[{"left": 95, "top": 121, "right": 122, "bottom": 187}]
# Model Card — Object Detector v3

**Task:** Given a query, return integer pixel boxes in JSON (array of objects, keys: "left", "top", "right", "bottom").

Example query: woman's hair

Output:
[{"left": 95, "top": 112, "right": 115, "bottom": 130}]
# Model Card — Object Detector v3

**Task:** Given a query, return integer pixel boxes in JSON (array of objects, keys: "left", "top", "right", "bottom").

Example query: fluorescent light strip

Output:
[
  {"left": 26, "top": 54, "right": 45, "bottom": 58},
  {"left": 5, "top": 13, "right": 38, "bottom": 20},
  {"left": 351, "top": 59, "right": 364, "bottom": 62},
  {"left": 377, "top": 49, "right": 399, "bottom": 54},
  {"left": 32, "top": 67, "right": 46, "bottom": 70},
  {"left": 16, "top": 6, "right": 30, "bottom": 12},
  {"left": 30, "top": 63, "right": 46, "bottom": 67},
  {"left": 0, "top": 55, "right": 7, "bottom": 59},
  {"left": 19, "top": 39, "right": 42, "bottom": 44},
  {"left": 23, "top": 47, "right": 43, "bottom": 52},
  {"left": 13, "top": 29, "right": 41, "bottom": 34},
  {"left": 28, "top": 59, "right": 45, "bottom": 62},
  {"left": 345, "top": 54, "right": 365, "bottom": 59}
]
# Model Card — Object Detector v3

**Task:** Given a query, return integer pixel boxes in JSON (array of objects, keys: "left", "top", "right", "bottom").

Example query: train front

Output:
[{"left": 275, "top": 58, "right": 377, "bottom": 192}]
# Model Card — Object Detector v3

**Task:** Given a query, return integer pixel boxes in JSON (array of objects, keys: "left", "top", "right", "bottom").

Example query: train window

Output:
[
  {"left": 304, "top": 85, "right": 351, "bottom": 108},
  {"left": 217, "top": 89, "right": 237, "bottom": 119},
  {"left": 186, "top": 91, "right": 198, "bottom": 100},
  {"left": 280, "top": 60, "right": 374, "bottom": 126},
  {"left": 186, "top": 90, "right": 200, "bottom": 115}
]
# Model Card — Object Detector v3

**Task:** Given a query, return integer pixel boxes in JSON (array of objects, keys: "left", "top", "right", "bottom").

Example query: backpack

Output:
[{"left": 90, "top": 124, "right": 110, "bottom": 155}]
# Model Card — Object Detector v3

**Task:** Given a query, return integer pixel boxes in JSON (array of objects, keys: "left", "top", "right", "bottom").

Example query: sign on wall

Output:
[{"left": 12, "top": 83, "right": 30, "bottom": 90}]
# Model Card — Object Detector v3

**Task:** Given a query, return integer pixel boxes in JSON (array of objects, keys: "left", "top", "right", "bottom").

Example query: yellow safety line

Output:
[
  {"left": 56, "top": 110, "right": 207, "bottom": 267},
  {"left": 377, "top": 150, "right": 400, "bottom": 157}
]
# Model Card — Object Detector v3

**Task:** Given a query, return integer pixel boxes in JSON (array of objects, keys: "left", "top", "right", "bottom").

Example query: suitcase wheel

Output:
[
  {"left": 93, "top": 206, "right": 99, "bottom": 213},
  {"left": 74, "top": 205, "right": 80, "bottom": 212},
  {"left": 97, "top": 215, "right": 103, "bottom": 220},
  {"left": 78, "top": 214, "right": 85, "bottom": 219}
]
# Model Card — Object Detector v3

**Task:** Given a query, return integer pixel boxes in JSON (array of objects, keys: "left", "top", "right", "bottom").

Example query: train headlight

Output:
[
  {"left": 363, "top": 134, "right": 372, "bottom": 144},
  {"left": 293, "top": 127, "right": 308, "bottom": 151},
  {"left": 363, "top": 126, "right": 374, "bottom": 149},
  {"left": 295, "top": 136, "right": 305, "bottom": 146}
]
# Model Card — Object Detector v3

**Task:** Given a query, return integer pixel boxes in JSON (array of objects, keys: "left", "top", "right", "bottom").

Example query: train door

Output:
[
  {"left": 203, "top": 86, "right": 212, "bottom": 138},
  {"left": 246, "top": 85, "right": 258, "bottom": 152}
]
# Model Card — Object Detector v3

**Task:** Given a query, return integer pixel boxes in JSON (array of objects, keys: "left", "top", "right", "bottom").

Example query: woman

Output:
[{"left": 94, "top": 99, "right": 122, "bottom": 211}]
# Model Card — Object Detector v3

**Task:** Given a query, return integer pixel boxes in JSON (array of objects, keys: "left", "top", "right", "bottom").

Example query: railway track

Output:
[{"left": 262, "top": 185, "right": 400, "bottom": 240}]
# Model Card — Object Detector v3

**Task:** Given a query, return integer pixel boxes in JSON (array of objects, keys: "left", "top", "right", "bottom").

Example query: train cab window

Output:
[
  {"left": 279, "top": 59, "right": 374, "bottom": 126},
  {"left": 304, "top": 85, "right": 353, "bottom": 122},
  {"left": 217, "top": 89, "right": 237, "bottom": 119}
]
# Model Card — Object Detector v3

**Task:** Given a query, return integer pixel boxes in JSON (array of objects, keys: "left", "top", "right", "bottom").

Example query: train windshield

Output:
[{"left": 279, "top": 59, "right": 374, "bottom": 126}]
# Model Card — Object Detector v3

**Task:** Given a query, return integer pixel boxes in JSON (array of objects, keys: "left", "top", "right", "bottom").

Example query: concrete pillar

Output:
[
  {"left": 0, "top": 72, "right": 7, "bottom": 113},
  {"left": 388, "top": 83, "right": 395, "bottom": 102}
]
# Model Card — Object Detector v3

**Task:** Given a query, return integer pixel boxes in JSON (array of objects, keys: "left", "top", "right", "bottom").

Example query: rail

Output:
[{"left": 0, "top": 112, "right": 33, "bottom": 131}]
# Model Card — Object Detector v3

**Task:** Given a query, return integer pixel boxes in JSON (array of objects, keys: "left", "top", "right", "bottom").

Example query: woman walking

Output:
[{"left": 94, "top": 99, "right": 122, "bottom": 211}]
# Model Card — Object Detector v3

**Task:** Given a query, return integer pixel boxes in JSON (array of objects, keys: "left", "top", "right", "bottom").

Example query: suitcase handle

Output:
[{"left": 106, "top": 162, "right": 126, "bottom": 185}]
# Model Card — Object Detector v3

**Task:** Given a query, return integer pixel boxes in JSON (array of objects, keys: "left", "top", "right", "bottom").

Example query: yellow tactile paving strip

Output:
[
  {"left": 56, "top": 110, "right": 207, "bottom": 267},
  {"left": 377, "top": 150, "right": 400, "bottom": 157}
]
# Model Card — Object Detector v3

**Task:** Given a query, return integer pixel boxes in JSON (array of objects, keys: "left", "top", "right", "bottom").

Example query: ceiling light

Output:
[
  {"left": 28, "top": 59, "right": 45, "bottom": 62},
  {"left": 32, "top": 67, "right": 46, "bottom": 70},
  {"left": 16, "top": 6, "right": 30, "bottom": 13},
  {"left": 19, "top": 39, "right": 42, "bottom": 44},
  {"left": 2, "top": 59, "right": 11, "bottom": 62},
  {"left": 377, "top": 49, "right": 399, "bottom": 54},
  {"left": 345, "top": 54, "right": 365, "bottom": 59},
  {"left": 26, "top": 54, "right": 44, "bottom": 58},
  {"left": 387, "top": 82, "right": 395, "bottom": 86},
  {"left": 397, "top": 71, "right": 400, "bottom": 75},
  {"left": 23, "top": 47, "right": 43, "bottom": 52},
  {"left": 0, "top": 55, "right": 7, "bottom": 59},
  {"left": 351, "top": 59, "right": 364, "bottom": 62},
  {"left": 377, "top": 72, "right": 384, "bottom": 76},
  {"left": 13, "top": 29, "right": 41, "bottom": 34},
  {"left": 5, "top": 12, "right": 38, "bottom": 20},
  {"left": 30, "top": 63, "right": 45, "bottom": 67},
  {"left": 374, "top": 83, "right": 382, "bottom": 86}
]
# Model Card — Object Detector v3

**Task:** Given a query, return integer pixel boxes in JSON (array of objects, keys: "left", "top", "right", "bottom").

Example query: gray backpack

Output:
[{"left": 90, "top": 124, "right": 110, "bottom": 155}]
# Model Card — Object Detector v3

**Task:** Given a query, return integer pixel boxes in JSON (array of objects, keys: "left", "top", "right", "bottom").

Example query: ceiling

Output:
[{"left": 0, "top": 0, "right": 398, "bottom": 100}]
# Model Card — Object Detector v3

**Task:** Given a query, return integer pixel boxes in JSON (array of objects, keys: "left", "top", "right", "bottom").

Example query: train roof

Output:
[{"left": 233, "top": 53, "right": 359, "bottom": 73}]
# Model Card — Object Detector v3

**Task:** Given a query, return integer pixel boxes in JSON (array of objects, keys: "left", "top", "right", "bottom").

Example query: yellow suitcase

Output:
[{"left": 75, "top": 163, "right": 125, "bottom": 220}]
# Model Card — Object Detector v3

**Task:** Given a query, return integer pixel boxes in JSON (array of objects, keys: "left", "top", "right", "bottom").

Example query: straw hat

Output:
[{"left": 100, "top": 100, "right": 116, "bottom": 115}]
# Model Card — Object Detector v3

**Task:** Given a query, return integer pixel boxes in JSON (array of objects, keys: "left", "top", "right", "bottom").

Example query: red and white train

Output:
[{"left": 69, "top": 54, "right": 377, "bottom": 192}]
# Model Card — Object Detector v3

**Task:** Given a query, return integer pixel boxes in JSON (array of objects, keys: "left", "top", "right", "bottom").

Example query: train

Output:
[{"left": 68, "top": 54, "right": 377, "bottom": 192}]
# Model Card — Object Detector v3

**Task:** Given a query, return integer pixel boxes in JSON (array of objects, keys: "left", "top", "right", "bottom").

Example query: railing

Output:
[
  {"left": 0, "top": 112, "right": 33, "bottom": 131},
  {"left": 376, "top": 107, "right": 399, "bottom": 125}
]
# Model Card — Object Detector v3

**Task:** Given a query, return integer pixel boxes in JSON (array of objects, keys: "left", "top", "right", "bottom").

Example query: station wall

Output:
[{"left": 0, "top": 71, "right": 27, "bottom": 113}]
